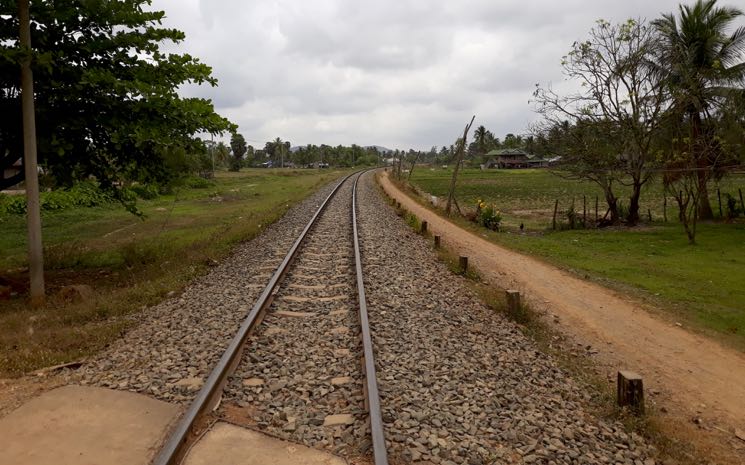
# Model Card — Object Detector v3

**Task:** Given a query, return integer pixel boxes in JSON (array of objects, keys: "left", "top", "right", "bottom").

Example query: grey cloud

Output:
[{"left": 152, "top": 0, "right": 742, "bottom": 150}]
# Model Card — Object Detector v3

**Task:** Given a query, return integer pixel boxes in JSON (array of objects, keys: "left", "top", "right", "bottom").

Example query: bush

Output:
[
  {"left": 724, "top": 193, "right": 741, "bottom": 219},
  {"left": 0, "top": 182, "right": 115, "bottom": 215},
  {"left": 565, "top": 203, "right": 578, "bottom": 229},
  {"left": 184, "top": 176, "right": 213, "bottom": 189},
  {"left": 475, "top": 198, "right": 502, "bottom": 231},
  {"left": 129, "top": 183, "right": 159, "bottom": 200}
]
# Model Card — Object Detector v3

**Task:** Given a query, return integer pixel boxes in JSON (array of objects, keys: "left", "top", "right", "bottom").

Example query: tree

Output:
[
  {"left": 534, "top": 18, "right": 667, "bottom": 226},
  {"left": 473, "top": 125, "right": 488, "bottom": 155},
  {"left": 0, "top": 0, "right": 233, "bottom": 193},
  {"left": 502, "top": 133, "right": 521, "bottom": 149},
  {"left": 652, "top": 0, "right": 745, "bottom": 220},
  {"left": 541, "top": 119, "right": 624, "bottom": 224},
  {"left": 213, "top": 141, "right": 231, "bottom": 168},
  {"left": 230, "top": 133, "right": 247, "bottom": 171}
]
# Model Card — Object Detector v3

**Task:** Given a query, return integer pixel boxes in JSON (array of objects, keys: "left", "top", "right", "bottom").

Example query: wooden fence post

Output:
[
  {"left": 647, "top": 209, "right": 652, "bottom": 222},
  {"left": 434, "top": 235, "right": 441, "bottom": 248},
  {"left": 595, "top": 196, "right": 598, "bottom": 226},
  {"left": 552, "top": 199, "right": 559, "bottom": 230},
  {"left": 717, "top": 188, "right": 722, "bottom": 218},
  {"left": 617, "top": 371, "right": 644, "bottom": 414},
  {"left": 420, "top": 221, "right": 428, "bottom": 234},
  {"left": 583, "top": 195, "right": 587, "bottom": 228}
]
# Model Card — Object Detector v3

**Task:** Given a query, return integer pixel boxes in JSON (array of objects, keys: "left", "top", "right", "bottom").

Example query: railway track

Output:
[{"left": 152, "top": 171, "right": 388, "bottom": 465}]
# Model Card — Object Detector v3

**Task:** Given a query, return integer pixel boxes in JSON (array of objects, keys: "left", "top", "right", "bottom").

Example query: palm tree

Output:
[
  {"left": 473, "top": 125, "right": 488, "bottom": 155},
  {"left": 653, "top": 0, "right": 745, "bottom": 219},
  {"left": 274, "top": 137, "right": 285, "bottom": 168}
]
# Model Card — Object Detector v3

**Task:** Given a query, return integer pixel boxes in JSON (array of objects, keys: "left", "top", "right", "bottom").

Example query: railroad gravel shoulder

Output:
[
  {"left": 356, "top": 170, "right": 657, "bottom": 465},
  {"left": 75, "top": 176, "right": 346, "bottom": 403},
  {"left": 221, "top": 176, "right": 369, "bottom": 458}
]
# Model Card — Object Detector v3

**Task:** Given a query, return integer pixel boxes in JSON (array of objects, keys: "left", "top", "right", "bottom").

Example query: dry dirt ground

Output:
[{"left": 380, "top": 171, "right": 745, "bottom": 465}]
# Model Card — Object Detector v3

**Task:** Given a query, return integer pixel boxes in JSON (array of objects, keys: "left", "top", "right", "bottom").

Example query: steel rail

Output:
[
  {"left": 152, "top": 171, "right": 359, "bottom": 465},
  {"left": 352, "top": 172, "right": 389, "bottom": 465}
]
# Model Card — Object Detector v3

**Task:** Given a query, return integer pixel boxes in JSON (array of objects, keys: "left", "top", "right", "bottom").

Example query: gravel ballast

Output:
[
  {"left": 77, "top": 175, "right": 346, "bottom": 403},
  {"left": 355, "top": 170, "right": 656, "bottom": 465},
  {"left": 222, "top": 175, "right": 368, "bottom": 457}
]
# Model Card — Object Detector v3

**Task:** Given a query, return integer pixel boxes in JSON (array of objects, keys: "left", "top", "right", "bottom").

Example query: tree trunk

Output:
[
  {"left": 690, "top": 111, "right": 713, "bottom": 220},
  {"left": 603, "top": 190, "right": 620, "bottom": 225},
  {"left": 697, "top": 177, "right": 713, "bottom": 220},
  {"left": 627, "top": 181, "right": 642, "bottom": 226}
]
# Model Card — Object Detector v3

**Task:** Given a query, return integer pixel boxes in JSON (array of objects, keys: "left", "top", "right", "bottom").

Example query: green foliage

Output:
[
  {"left": 724, "top": 193, "right": 741, "bottom": 219},
  {"left": 0, "top": 0, "right": 234, "bottom": 192},
  {"left": 475, "top": 199, "right": 502, "bottom": 230},
  {"left": 0, "top": 182, "right": 115, "bottom": 215},
  {"left": 184, "top": 176, "right": 213, "bottom": 189},
  {"left": 230, "top": 133, "right": 248, "bottom": 171},
  {"left": 130, "top": 184, "right": 159, "bottom": 200}
]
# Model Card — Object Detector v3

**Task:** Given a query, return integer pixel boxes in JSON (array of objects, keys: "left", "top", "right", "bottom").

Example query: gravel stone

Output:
[
  {"left": 355, "top": 170, "right": 656, "bottom": 464},
  {"left": 76, "top": 176, "right": 345, "bottom": 402}
]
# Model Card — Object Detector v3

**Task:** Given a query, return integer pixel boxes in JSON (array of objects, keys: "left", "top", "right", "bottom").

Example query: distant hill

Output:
[{"left": 290, "top": 145, "right": 393, "bottom": 153}]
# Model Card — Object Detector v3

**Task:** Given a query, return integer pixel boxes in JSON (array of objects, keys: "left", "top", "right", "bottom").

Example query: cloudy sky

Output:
[{"left": 151, "top": 0, "right": 737, "bottom": 150}]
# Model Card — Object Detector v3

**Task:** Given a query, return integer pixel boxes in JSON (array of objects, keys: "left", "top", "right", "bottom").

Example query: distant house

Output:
[{"left": 482, "top": 149, "right": 548, "bottom": 169}]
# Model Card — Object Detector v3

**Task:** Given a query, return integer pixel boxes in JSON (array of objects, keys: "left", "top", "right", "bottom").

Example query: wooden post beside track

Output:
[
  {"left": 505, "top": 290, "right": 520, "bottom": 314},
  {"left": 420, "top": 221, "right": 428, "bottom": 234},
  {"left": 434, "top": 235, "right": 441, "bottom": 248},
  {"left": 459, "top": 256, "right": 468, "bottom": 273},
  {"left": 617, "top": 371, "right": 644, "bottom": 414}
]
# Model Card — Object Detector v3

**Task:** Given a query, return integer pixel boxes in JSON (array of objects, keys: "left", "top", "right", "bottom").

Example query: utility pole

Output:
[{"left": 19, "top": 0, "right": 45, "bottom": 306}]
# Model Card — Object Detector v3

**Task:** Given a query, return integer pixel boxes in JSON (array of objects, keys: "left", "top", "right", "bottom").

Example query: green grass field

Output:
[
  {"left": 407, "top": 167, "right": 745, "bottom": 349},
  {"left": 0, "top": 168, "right": 348, "bottom": 376}
]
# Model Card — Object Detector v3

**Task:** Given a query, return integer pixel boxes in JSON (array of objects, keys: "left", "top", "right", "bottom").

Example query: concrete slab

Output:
[
  {"left": 184, "top": 422, "right": 346, "bottom": 465},
  {"left": 0, "top": 385, "right": 180, "bottom": 465}
]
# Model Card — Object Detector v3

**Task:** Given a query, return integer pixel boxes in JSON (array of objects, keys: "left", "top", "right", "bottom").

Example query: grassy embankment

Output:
[
  {"left": 0, "top": 168, "right": 348, "bottom": 377},
  {"left": 406, "top": 167, "right": 745, "bottom": 349}
]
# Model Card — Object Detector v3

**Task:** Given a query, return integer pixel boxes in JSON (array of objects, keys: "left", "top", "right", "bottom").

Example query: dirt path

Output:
[{"left": 379, "top": 172, "right": 745, "bottom": 462}]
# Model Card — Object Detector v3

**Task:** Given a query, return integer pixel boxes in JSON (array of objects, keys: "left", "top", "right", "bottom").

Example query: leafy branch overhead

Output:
[{"left": 0, "top": 0, "right": 235, "bottom": 194}]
